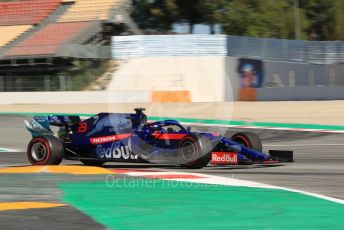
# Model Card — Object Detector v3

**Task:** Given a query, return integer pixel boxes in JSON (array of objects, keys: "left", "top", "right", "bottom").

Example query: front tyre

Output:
[
  {"left": 178, "top": 135, "right": 211, "bottom": 169},
  {"left": 27, "top": 136, "right": 64, "bottom": 165},
  {"left": 231, "top": 132, "right": 263, "bottom": 152}
]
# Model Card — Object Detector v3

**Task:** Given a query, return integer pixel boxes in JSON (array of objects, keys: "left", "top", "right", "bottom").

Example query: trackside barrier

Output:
[
  {"left": 0, "top": 91, "right": 151, "bottom": 104},
  {"left": 112, "top": 35, "right": 228, "bottom": 59},
  {"left": 256, "top": 86, "right": 344, "bottom": 101},
  {"left": 112, "top": 35, "right": 344, "bottom": 64},
  {"left": 151, "top": 91, "right": 191, "bottom": 103}
]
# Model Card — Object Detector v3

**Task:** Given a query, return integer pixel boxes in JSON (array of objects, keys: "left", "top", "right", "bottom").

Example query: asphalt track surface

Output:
[{"left": 0, "top": 115, "right": 344, "bottom": 229}]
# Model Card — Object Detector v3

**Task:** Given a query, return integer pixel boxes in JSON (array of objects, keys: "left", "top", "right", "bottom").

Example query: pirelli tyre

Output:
[
  {"left": 178, "top": 135, "right": 212, "bottom": 169},
  {"left": 27, "top": 135, "right": 64, "bottom": 165},
  {"left": 231, "top": 132, "right": 263, "bottom": 152}
]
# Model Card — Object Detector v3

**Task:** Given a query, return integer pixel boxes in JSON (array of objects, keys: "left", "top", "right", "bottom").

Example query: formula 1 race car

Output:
[{"left": 25, "top": 108, "right": 293, "bottom": 169}]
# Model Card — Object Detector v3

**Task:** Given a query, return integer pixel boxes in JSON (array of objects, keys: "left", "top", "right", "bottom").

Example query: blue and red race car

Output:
[{"left": 25, "top": 108, "right": 292, "bottom": 169}]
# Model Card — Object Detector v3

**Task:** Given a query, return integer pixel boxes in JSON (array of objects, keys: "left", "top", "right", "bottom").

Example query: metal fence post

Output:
[
  {"left": 7, "top": 75, "right": 11, "bottom": 91},
  {"left": 322, "top": 43, "right": 326, "bottom": 64},
  {"left": 227, "top": 36, "right": 230, "bottom": 56},
  {"left": 309, "top": 70, "right": 315, "bottom": 86},
  {"left": 305, "top": 41, "right": 309, "bottom": 63},
  {"left": 59, "top": 75, "right": 66, "bottom": 91},
  {"left": 67, "top": 75, "right": 72, "bottom": 91},
  {"left": 282, "top": 39, "right": 287, "bottom": 61},
  {"left": 243, "top": 36, "right": 248, "bottom": 58},
  {"left": 15, "top": 77, "right": 21, "bottom": 92},
  {"left": 337, "top": 41, "right": 341, "bottom": 64},
  {"left": 341, "top": 41, "right": 344, "bottom": 63},
  {"left": 44, "top": 75, "right": 50, "bottom": 91},
  {"left": 261, "top": 38, "right": 265, "bottom": 58},
  {"left": 328, "top": 66, "right": 336, "bottom": 86},
  {"left": 0, "top": 76, "right": 3, "bottom": 92}
]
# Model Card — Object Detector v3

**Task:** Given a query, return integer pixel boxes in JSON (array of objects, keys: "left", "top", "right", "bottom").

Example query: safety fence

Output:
[
  {"left": 112, "top": 35, "right": 344, "bottom": 64},
  {"left": 112, "top": 35, "right": 228, "bottom": 59},
  {"left": 0, "top": 75, "right": 96, "bottom": 92},
  {"left": 227, "top": 36, "right": 344, "bottom": 64}
]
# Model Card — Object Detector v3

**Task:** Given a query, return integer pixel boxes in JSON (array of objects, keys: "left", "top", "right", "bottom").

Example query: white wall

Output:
[
  {"left": 0, "top": 56, "right": 239, "bottom": 105},
  {"left": 108, "top": 56, "right": 234, "bottom": 102}
]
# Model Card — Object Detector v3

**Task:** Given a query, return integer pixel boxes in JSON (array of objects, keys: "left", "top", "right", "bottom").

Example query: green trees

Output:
[
  {"left": 131, "top": 0, "right": 179, "bottom": 32},
  {"left": 175, "top": 0, "right": 205, "bottom": 33},
  {"left": 210, "top": 0, "right": 308, "bottom": 39},
  {"left": 131, "top": 0, "right": 220, "bottom": 34},
  {"left": 201, "top": 0, "right": 226, "bottom": 34},
  {"left": 334, "top": 0, "right": 344, "bottom": 40},
  {"left": 303, "top": 0, "right": 335, "bottom": 40},
  {"left": 131, "top": 0, "right": 344, "bottom": 40}
]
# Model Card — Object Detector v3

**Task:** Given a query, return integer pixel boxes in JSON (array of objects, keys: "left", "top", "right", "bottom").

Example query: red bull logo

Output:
[{"left": 211, "top": 152, "right": 238, "bottom": 165}]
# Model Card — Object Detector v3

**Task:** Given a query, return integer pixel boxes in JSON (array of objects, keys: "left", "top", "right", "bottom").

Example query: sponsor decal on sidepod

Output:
[
  {"left": 96, "top": 142, "right": 137, "bottom": 160},
  {"left": 90, "top": 134, "right": 131, "bottom": 145},
  {"left": 211, "top": 152, "right": 238, "bottom": 164}
]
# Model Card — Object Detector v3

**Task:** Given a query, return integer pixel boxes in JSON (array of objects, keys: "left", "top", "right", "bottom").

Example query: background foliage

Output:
[{"left": 132, "top": 0, "right": 344, "bottom": 40}]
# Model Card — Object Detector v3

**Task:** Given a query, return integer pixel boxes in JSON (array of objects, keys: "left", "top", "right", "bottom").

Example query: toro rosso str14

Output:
[{"left": 25, "top": 108, "right": 293, "bottom": 169}]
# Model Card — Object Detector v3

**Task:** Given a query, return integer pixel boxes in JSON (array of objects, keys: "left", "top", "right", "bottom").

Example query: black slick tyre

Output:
[
  {"left": 178, "top": 135, "right": 211, "bottom": 169},
  {"left": 27, "top": 135, "right": 64, "bottom": 165},
  {"left": 231, "top": 132, "right": 262, "bottom": 152}
]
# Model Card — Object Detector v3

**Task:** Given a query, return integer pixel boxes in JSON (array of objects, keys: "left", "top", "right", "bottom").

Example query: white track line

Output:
[
  {"left": 193, "top": 173, "right": 344, "bottom": 205},
  {"left": 0, "top": 148, "right": 20, "bottom": 153},
  {"left": 120, "top": 170, "right": 344, "bottom": 205}
]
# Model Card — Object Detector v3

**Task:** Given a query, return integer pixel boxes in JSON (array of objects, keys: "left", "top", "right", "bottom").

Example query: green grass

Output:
[{"left": 59, "top": 180, "right": 344, "bottom": 230}]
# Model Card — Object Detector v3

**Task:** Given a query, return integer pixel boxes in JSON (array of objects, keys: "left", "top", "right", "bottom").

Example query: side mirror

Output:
[{"left": 134, "top": 108, "right": 146, "bottom": 114}]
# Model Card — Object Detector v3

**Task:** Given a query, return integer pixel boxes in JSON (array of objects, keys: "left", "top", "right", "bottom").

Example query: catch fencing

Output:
[
  {"left": 112, "top": 35, "right": 344, "bottom": 64},
  {"left": 227, "top": 36, "right": 344, "bottom": 64},
  {"left": 112, "top": 35, "right": 228, "bottom": 59}
]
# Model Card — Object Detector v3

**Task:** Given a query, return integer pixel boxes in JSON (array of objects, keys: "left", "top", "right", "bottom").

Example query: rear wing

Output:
[{"left": 25, "top": 115, "right": 81, "bottom": 138}]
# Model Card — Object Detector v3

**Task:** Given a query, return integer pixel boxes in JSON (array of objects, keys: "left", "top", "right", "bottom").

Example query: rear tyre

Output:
[
  {"left": 80, "top": 160, "right": 105, "bottom": 166},
  {"left": 178, "top": 135, "right": 211, "bottom": 169},
  {"left": 27, "top": 136, "right": 64, "bottom": 165},
  {"left": 231, "top": 132, "right": 262, "bottom": 152}
]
